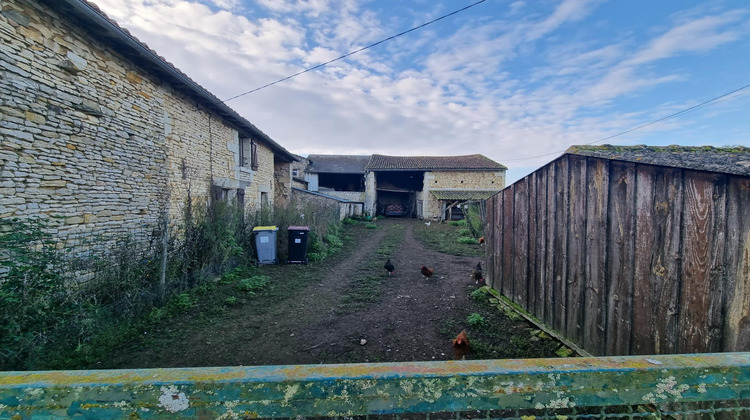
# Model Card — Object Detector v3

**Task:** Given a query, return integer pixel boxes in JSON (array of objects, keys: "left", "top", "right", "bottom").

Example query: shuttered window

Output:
[{"left": 251, "top": 141, "right": 258, "bottom": 170}]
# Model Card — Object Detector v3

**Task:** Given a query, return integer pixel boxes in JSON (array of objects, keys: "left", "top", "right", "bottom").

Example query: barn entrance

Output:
[{"left": 374, "top": 171, "right": 423, "bottom": 218}]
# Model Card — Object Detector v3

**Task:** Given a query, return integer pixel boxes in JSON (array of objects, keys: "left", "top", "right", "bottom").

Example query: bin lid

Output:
[
  {"left": 252, "top": 225, "right": 279, "bottom": 231},
  {"left": 288, "top": 226, "right": 310, "bottom": 231}
]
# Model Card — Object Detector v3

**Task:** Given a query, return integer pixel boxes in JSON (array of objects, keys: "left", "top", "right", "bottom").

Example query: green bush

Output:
[
  {"left": 365, "top": 223, "right": 377, "bottom": 229},
  {"left": 449, "top": 220, "right": 466, "bottom": 226},
  {"left": 342, "top": 218, "right": 358, "bottom": 225},
  {"left": 459, "top": 228, "right": 471, "bottom": 236},
  {"left": 458, "top": 236, "right": 477, "bottom": 244},
  {"left": 467, "top": 312, "right": 487, "bottom": 327},
  {"left": 237, "top": 275, "right": 270, "bottom": 294}
]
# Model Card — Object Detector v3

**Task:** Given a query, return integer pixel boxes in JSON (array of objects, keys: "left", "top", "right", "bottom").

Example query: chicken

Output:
[
  {"left": 452, "top": 330, "right": 470, "bottom": 360},
  {"left": 420, "top": 265, "right": 434, "bottom": 279},
  {"left": 478, "top": 236, "right": 485, "bottom": 245},
  {"left": 384, "top": 258, "right": 395, "bottom": 275},
  {"left": 425, "top": 221, "right": 431, "bottom": 226},
  {"left": 472, "top": 262, "right": 484, "bottom": 284}
]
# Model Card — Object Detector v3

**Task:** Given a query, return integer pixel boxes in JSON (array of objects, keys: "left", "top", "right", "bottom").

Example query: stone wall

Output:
[
  {"left": 274, "top": 159, "right": 291, "bottom": 208},
  {"left": 421, "top": 170, "right": 505, "bottom": 219},
  {"left": 318, "top": 191, "right": 365, "bottom": 203},
  {"left": 0, "top": 0, "right": 282, "bottom": 251}
]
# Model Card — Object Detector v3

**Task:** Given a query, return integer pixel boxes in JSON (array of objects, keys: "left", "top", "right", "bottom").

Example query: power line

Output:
[
  {"left": 502, "top": 83, "right": 750, "bottom": 163},
  {"left": 222, "top": 0, "right": 488, "bottom": 103}
]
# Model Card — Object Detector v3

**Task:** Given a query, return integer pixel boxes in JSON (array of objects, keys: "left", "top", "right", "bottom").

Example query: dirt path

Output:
[{"left": 102, "top": 218, "right": 560, "bottom": 369}]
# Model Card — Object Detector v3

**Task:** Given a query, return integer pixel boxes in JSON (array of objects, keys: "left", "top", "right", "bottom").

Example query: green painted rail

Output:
[{"left": 1, "top": 353, "right": 749, "bottom": 419}]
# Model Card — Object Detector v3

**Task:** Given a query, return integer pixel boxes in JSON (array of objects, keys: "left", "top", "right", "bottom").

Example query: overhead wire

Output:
[
  {"left": 501, "top": 82, "right": 750, "bottom": 163},
  {"left": 221, "top": 0, "right": 488, "bottom": 103}
]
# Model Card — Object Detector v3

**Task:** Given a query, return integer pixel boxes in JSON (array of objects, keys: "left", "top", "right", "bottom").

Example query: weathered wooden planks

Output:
[
  {"left": 485, "top": 154, "right": 749, "bottom": 357},
  {"left": 723, "top": 176, "right": 750, "bottom": 352},
  {"left": 527, "top": 172, "right": 538, "bottom": 315},
  {"left": 553, "top": 157, "right": 570, "bottom": 335},
  {"left": 583, "top": 158, "right": 608, "bottom": 355},
  {"left": 513, "top": 179, "right": 529, "bottom": 310},
  {"left": 605, "top": 161, "right": 636, "bottom": 356},
  {"left": 631, "top": 167, "right": 682, "bottom": 355},
  {"left": 544, "top": 162, "right": 557, "bottom": 328},
  {"left": 566, "top": 155, "right": 588, "bottom": 345},
  {"left": 678, "top": 171, "right": 727, "bottom": 353},
  {"left": 502, "top": 187, "right": 515, "bottom": 297},
  {"left": 534, "top": 167, "right": 549, "bottom": 320}
]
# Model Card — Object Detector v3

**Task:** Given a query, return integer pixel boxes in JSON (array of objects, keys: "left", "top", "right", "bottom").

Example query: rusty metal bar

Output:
[{"left": 1, "top": 353, "right": 749, "bottom": 419}]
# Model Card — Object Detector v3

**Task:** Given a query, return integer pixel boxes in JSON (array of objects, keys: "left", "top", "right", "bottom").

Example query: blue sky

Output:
[{"left": 94, "top": 0, "right": 750, "bottom": 184}]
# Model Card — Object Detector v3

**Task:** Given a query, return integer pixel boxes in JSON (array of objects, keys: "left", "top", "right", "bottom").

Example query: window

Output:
[
  {"left": 251, "top": 141, "right": 258, "bottom": 170},
  {"left": 239, "top": 138, "right": 250, "bottom": 167},
  {"left": 292, "top": 169, "right": 299, "bottom": 177}
]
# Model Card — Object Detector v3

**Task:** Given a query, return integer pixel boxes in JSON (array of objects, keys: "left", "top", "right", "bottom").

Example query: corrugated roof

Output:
[
  {"left": 366, "top": 154, "right": 507, "bottom": 171},
  {"left": 306, "top": 155, "right": 371, "bottom": 174},
  {"left": 566, "top": 145, "right": 750, "bottom": 176},
  {"left": 43, "top": 0, "right": 297, "bottom": 162},
  {"left": 430, "top": 190, "right": 501, "bottom": 200}
]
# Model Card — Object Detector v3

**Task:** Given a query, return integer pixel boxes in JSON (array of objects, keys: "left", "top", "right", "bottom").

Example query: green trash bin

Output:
[{"left": 252, "top": 226, "right": 278, "bottom": 265}]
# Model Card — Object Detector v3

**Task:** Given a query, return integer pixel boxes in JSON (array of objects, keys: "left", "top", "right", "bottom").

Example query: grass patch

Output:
[
  {"left": 337, "top": 224, "right": 405, "bottom": 313},
  {"left": 364, "top": 223, "right": 377, "bottom": 229},
  {"left": 415, "top": 222, "right": 485, "bottom": 257}
]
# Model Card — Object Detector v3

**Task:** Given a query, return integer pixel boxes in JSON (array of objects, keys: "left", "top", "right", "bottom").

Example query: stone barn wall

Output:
[
  {"left": 421, "top": 170, "right": 505, "bottom": 219},
  {"left": 0, "top": 0, "right": 279, "bottom": 251}
]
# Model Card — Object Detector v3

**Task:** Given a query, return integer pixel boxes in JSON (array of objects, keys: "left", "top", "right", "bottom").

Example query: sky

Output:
[{"left": 93, "top": 0, "right": 750, "bottom": 184}]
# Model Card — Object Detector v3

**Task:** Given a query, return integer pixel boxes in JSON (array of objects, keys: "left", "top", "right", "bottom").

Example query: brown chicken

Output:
[
  {"left": 420, "top": 265, "right": 434, "bottom": 279},
  {"left": 478, "top": 236, "right": 485, "bottom": 245},
  {"left": 452, "top": 330, "right": 470, "bottom": 360}
]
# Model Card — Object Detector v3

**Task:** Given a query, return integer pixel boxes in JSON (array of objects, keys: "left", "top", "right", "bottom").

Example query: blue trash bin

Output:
[{"left": 252, "top": 226, "right": 278, "bottom": 265}]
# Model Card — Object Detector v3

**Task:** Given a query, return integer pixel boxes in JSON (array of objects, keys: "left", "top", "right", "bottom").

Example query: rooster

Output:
[
  {"left": 420, "top": 265, "right": 434, "bottom": 279},
  {"left": 472, "top": 262, "right": 484, "bottom": 284},
  {"left": 384, "top": 258, "right": 395, "bottom": 275},
  {"left": 452, "top": 330, "right": 470, "bottom": 360},
  {"left": 478, "top": 236, "right": 485, "bottom": 245}
]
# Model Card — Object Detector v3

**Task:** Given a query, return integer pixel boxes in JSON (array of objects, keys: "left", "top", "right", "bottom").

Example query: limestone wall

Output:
[
  {"left": 421, "top": 170, "right": 505, "bottom": 219},
  {"left": 0, "top": 0, "right": 281, "bottom": 251}
]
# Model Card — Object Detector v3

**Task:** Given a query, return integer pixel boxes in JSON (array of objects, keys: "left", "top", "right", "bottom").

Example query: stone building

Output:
[
  {"left": 0, "top": 0, "right": 297, "bottom": 249},
  {"left": 365, "top": 154, "right": 506, "bottom": 220},
  {"left": 292, "top": 154, "right": 506, "bottom": 220}
]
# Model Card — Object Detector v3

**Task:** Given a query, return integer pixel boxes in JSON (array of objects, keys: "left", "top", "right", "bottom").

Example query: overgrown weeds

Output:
[
  {"left": 0, "top": 189, "right": 343, "bottom": 370},
  {"left": 415, "top": 222, "right": 485, "bottom": 258}
]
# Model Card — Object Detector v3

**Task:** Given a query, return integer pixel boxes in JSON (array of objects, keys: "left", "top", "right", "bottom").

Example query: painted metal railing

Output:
[{"left": 1, "top": 353, "right": 749, "bottom": 419}]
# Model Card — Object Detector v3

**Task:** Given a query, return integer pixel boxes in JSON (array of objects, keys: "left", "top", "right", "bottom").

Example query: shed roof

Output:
[
  {"left": 367, "top": 154, "right": 506, "bottom": 171},
  {"left": 566, "top": 145, "right": 750, "bottom": 176},
  {"left": 306, "top": 155, "right": 371, "bottom": 174},
  {"left": 430, "top": 190, "right": 501, "bottom": 200},
  {"left": 44, "top": 0, "right": 297, "bottom": 162}
]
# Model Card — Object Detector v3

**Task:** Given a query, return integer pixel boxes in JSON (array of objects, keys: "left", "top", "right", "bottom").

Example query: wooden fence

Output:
[{"left": 485, "top": 154, "right": 750, "bottom": 356}]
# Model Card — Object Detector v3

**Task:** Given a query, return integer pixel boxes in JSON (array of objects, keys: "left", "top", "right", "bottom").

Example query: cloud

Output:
[
  {"left": 627, "top": 10, "right": 746, "bottom": 66},
  {"left": 90, "top": 0, "right": 750, "bottom": 186}
]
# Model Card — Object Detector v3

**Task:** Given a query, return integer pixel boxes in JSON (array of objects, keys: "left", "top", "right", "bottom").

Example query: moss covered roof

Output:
[{"left": 566, "top": 145, "right": 750, "bottom": 176}]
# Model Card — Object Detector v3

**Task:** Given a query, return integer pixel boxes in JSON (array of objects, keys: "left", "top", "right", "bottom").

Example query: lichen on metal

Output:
[{"left": 0, "top": 353, "right": 748, "bottom": 419}]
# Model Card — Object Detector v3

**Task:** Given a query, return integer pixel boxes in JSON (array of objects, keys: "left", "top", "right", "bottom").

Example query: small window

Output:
[
  {"left": 251, "top": 142, "right": 259, "bottom": 170},
  {"left": 239, "top": 138, "right": 251, "bottom": 167},
  {"left": 292, "top": 169, "right": 299, "bottom": 177}
]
